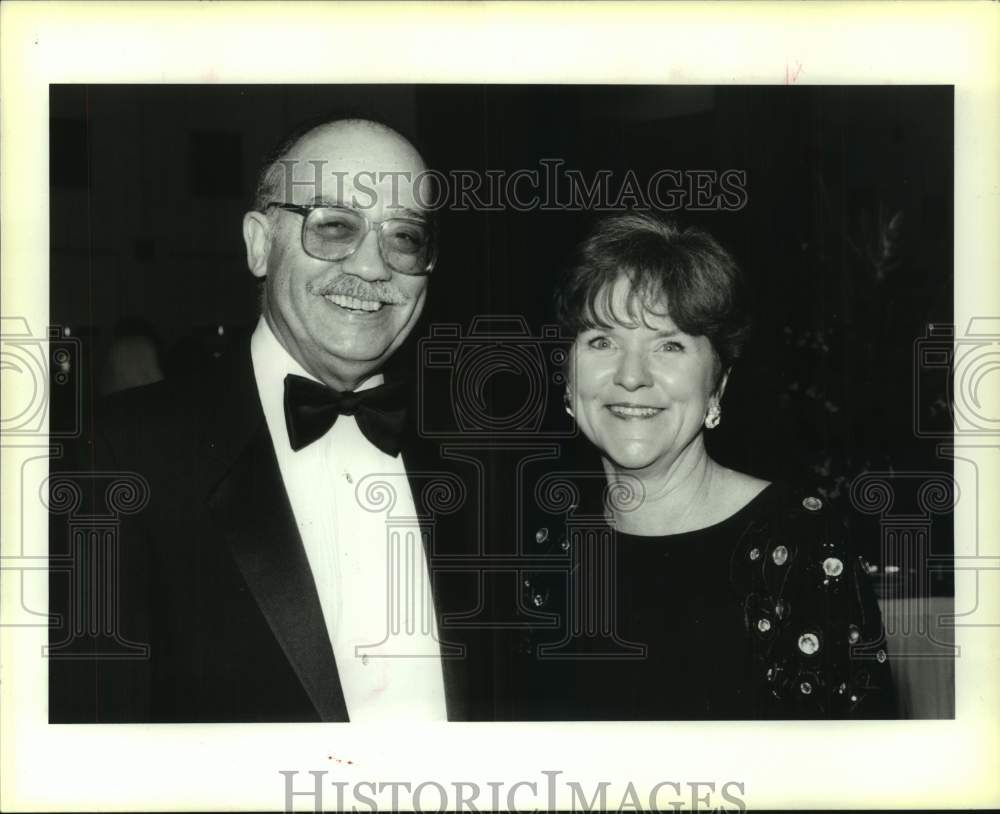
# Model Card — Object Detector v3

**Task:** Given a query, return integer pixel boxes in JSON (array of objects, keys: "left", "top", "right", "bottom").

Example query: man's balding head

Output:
[{"left": 252, "top": 119, "right": 427, "bottom": 214}]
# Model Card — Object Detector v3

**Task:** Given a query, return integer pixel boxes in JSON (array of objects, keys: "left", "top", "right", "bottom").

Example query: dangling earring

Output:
[
  {"left": 564, "top": 390, "right": 575, "bottom": 418},
  {"left": 704, "top": 403, "right": 721, "bottom": 429}
]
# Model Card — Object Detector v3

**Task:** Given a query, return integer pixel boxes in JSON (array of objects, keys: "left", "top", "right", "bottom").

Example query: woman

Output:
[{"left": 514, "top": 212, "right": 895, "bottom": 720}]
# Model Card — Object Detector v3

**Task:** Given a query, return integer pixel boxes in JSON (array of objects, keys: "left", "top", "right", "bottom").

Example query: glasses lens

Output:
[
  {"left": 382, "top": 220, "right": 430, "bottom": 255},
  {"left": 381, "top": 220, "right": 433, "bottom": 273},
  {"left": 303, "top": 207, "right": 364, "bottom": 260},
  {"left": 301, "top": 207, "right": 435, "bottom": 274}
]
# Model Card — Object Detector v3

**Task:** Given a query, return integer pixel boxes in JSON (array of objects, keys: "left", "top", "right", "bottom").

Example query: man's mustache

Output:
[{"left": 308, "top": 276, "right": 408, "bottom": 304}]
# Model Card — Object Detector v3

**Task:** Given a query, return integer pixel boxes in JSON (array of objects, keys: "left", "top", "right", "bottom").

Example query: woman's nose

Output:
[
  {"left": 340, "top": 230, "right": 391, "bottom": 280},
  {"left": 613, "top": 349, "right": 652, "bottom": 390}
]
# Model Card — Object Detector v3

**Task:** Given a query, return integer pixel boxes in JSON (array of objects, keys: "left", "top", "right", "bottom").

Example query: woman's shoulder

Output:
[
  {"left": 727, "top": 478, "right": 897, "bottom": 718},
  {"left": 720, "top": 467, "right": 772, "bottom": 494},
  {"left": 727, "top": 479, "right": 866, "bottom": 582},
  {"left": 723, "top": 474, "right": 843, "bottom": 526},
  {"left": 710, "top": 468, "right": 773, "bottom": 520}
]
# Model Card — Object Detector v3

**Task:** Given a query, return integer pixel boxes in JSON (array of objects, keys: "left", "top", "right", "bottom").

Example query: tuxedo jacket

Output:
[{"left": 49, "top": 341, "right": 497, "bottom": 722}]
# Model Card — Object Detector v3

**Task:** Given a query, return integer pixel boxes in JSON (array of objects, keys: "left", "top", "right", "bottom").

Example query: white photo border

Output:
[{"left": 2, "top": 1, "right": 998, "bottom": 811}]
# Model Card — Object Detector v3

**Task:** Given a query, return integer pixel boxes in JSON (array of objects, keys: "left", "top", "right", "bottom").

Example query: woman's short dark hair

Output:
[{"left": 554, "top": 211, "right": 751, "bottom": 377}]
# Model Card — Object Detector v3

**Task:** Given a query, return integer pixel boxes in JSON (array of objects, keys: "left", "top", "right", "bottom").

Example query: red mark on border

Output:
[{"left": 785, "top": 61, "right": 804, "bottom": 85}]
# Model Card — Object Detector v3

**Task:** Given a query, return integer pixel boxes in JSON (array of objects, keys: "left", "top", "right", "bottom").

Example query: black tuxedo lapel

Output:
[
  {"left": 202, "top": 345, "right": 349, "bottom": 722},
  {"left": 401, "top": 441, "right": 463, "bottom": 721}
]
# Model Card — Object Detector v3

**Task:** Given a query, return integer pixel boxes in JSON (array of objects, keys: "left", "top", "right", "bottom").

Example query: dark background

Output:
[{"left": 50, "top": 84, "right": 954, "bottom": 585}]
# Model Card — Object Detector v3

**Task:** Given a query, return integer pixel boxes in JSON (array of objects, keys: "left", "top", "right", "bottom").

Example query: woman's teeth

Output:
[
  {"left": 607, "top": 405, "right": 662, "bottom": 418},
  {"left": 324, "top": 293, "right": 383, "bottom": 312}
]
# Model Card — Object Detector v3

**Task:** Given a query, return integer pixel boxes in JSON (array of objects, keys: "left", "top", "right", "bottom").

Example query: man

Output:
[{"left": 49, "top": 119, "right": 491, "bottom": 722}]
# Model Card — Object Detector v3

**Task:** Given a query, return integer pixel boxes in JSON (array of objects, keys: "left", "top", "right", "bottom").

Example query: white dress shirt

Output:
[{"left": 250, "top": 317, "right": 447, "bottom": 721}]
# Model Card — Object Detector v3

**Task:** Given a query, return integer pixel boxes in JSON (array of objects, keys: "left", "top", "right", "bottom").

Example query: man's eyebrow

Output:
[
  {"left": 308, "top": 195, "right": 343, "bottom": 206},
  {"left": 387, "top": 206, "right": 428, "bottom": 221},
  {"left": 304, "top": 198, "right": 427, "bottom": 221}
]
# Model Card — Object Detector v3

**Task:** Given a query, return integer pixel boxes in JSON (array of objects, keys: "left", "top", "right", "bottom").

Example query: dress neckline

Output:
[{"left": 612, "top": 481, "right": 783, "bottom": 544}]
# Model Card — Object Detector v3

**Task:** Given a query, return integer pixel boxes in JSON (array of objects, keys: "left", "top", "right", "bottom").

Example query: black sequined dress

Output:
[{"left": 512, "top": 481, "right": 896, "bottom": 720}]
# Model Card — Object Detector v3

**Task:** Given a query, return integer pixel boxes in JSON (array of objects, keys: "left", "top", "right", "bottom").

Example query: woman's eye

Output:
[
  {"left": 586, "top": 336, "right": 613, "bottom": 350},
  {"left": 656, "top": 341, "right": 684, "bottom": 352}
]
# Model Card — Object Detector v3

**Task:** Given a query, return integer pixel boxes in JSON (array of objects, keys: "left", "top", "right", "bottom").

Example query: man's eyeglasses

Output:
[{"left": 265, "top": 203, "right": 437, "bottom": 276}]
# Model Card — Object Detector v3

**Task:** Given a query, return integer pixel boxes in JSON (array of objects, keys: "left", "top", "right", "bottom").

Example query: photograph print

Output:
[{"left": 45, "top": 83, "right": 955, "bottom": 724}]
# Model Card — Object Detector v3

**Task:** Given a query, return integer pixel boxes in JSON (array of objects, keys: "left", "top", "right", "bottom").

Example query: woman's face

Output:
[{"left": 567, "top": 278, "right": 722, "bottom": 476}]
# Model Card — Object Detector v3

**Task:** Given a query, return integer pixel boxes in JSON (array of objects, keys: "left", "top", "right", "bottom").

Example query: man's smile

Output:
[{"left": 323, "top": 293, "right": 385, "bottom": 313}]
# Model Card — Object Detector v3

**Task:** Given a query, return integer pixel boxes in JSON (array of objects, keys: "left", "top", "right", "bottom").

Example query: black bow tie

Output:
[{"left": 283, "top": 373, "right": 408, "bottom": 457}]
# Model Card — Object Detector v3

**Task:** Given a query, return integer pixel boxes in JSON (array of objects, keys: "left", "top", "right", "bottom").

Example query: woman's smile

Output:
[{"left": 605, "top": 403, "right": 666, "bottom": 419}]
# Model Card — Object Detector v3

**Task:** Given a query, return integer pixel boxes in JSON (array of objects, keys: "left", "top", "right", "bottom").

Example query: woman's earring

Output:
[
  {"left": 564, "top": 390, "right": 575, "bottom": 418},
  {"left": 704, "top": 403, "right": 721, "bottom": 429}
]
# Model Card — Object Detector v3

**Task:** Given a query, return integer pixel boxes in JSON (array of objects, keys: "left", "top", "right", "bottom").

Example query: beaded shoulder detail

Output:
[{"left": 730, "top": 491, "right": 894, "bottom": 717}]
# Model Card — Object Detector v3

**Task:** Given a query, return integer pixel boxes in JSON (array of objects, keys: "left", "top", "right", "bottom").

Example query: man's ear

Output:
[{"left": 243, "top": 211, "right": 271, "bottom": 279}]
